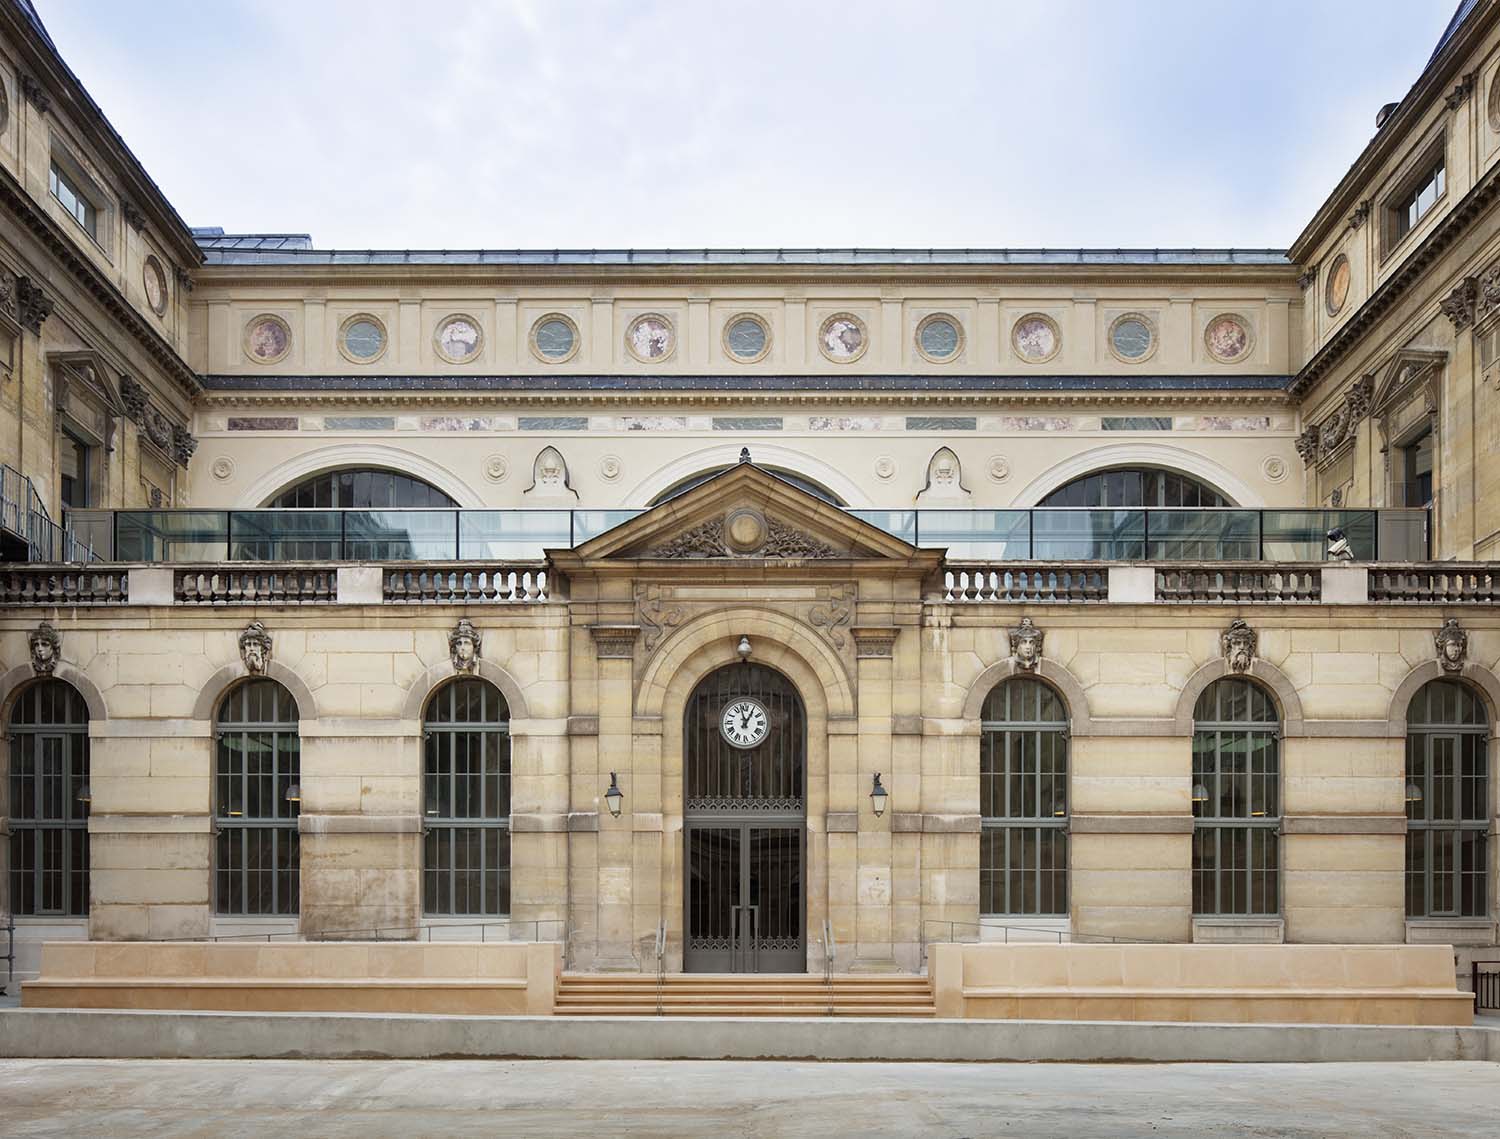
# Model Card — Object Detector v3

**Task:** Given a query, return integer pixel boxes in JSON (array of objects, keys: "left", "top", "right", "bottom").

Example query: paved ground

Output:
[{"left": 1, "top": 1059, "right": 1498, "bottom": 1137}]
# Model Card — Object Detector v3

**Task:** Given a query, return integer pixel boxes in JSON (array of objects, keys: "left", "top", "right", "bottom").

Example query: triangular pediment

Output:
[
  {"left": 562, "top": 462, "right": 927, "bottom": 564},
  {"left": 1372, "top": 347, "right": 1446, "bottom": 417}
]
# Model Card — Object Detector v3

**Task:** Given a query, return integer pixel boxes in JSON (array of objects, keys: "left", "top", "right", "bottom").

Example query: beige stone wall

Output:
[{"left": 0, "top": 589, "right": 1494, "bottom": 973}]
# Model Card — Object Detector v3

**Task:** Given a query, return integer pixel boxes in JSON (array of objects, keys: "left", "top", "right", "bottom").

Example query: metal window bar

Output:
[
  {"left": 7, "top": 685, "right": 90, "bottom": 918},
  {"left": 980, "top": 679, "right": 1069, "bottom": 918},
  {"left": 214, "top": 684, "right": 301, "bottom": 917},
  {"left": 1405, "top": 714, "right": 1489, "bottom": 919},
  {"left": 1191, "top": 708, "right": 1280, "bottom": 917},
  {"left": 422, "top": 679, "right": 511, "bottom": 917}
]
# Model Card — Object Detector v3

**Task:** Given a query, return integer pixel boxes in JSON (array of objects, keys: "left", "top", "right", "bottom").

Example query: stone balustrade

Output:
[{"left": 1, "top": 561, "right": 1496, "bottom": 607}]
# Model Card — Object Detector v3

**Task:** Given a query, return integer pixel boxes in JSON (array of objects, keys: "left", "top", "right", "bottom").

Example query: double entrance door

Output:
[
  {"left": 685, "top": 819, "right": 804, "bottom": 973},
  {"left": 682, "top": 662, "right": 807, "bottom": 974}
]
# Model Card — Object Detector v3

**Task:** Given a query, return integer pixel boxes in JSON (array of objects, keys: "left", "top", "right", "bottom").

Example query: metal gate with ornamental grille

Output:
[{"left": 683, "top": 662, "right": 806, "bottom": 973}]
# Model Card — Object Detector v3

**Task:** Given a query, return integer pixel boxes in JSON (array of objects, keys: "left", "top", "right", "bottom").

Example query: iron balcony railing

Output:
[{"left": 54, "top": 505, "right": 1429, "bottom": 565}]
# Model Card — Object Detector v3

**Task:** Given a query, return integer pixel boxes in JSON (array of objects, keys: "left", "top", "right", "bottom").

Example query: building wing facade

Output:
[{"left": 1, "top": 0, "right": 1498, "bottom": 979}]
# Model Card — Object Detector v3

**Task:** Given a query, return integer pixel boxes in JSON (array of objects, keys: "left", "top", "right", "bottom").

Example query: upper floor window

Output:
[
  {"left": 1395, "top": 158, "right": 1445, "bottom": 241},
  {"left": 1039, "top": 467, "right": 1229, "bottom": 509},
  {"left": 266, "top": 468, "right": 456, "bottom": 509},
  {"left": 49, "top": 161, "right": 97, "bottom": 240}
]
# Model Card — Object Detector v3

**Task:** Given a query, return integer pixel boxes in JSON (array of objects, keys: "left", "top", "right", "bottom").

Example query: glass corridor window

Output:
[
  {"left": 423, "top": 679, "right": 511, "bottom": 916},
  {"left": 1192, "top": 677, "right": 1280, "bottom": 916},
  {"left": 215, "top": 680, "right": 301, "bottom": 915},
  {"left": 980, "top": 677, "right": 1069, "bottom": 916}
]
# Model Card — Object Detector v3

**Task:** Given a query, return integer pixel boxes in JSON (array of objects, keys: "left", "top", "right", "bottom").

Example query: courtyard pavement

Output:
[{"left": 1, "top": 1058, "right": 1498, "bottom": 1136}]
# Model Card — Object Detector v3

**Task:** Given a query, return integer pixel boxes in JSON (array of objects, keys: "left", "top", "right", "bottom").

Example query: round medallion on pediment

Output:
[{"left": 724, "top": 508, "right": 767, "bottom": 553}]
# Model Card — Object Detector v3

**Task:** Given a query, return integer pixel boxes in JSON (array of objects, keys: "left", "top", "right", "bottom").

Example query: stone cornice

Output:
[
  {"left": 0, "top": 164, "right": 203, "bottom": 400},
  {"left": 1289, "top": 157, "right": 1500, "bottom": 401}
]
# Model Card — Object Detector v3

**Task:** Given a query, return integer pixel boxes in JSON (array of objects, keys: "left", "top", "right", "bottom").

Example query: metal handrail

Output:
[
  {"left": 0, "top": 912, "right": 14, "bottom": 995},
  {"left": 823, "top": 918, "right": 836, "bottom": 1016},
  {"left": 1472, "top": 959, "right": 1500, "bottom": 1015},
  {"left": 654, "top": 918, "right": 667, "bottom": 1017}
]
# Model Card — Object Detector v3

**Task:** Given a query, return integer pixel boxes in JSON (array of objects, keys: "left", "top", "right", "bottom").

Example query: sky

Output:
[{"left": 33, "top": 0, "right": 1462, "bottom": 250}]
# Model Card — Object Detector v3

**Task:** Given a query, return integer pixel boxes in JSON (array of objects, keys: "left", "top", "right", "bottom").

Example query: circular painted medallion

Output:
[
  {"left": 819, "top": 313, "right": 868, "bottom": 363},
  {"left": 435, "top": 315, "right": 482, "bottom": 363},
  {"left": 340, "top": 315, "right": 387, "bottom": 362},
  {"left": 1325, "top": 255, "right": 1351, "bottom": 317},
  {"left": 916, "top": 314, "right": 962, "bottom": 362},
  {"left": 244, "top": 315, "right": 291, "bottom": 364},
  {"left": 1204, "top": 315, "right": 1251, "bottom": 363},
  {"left": 626, "top": 313, "right": 675, "bottom": 362},
  {"left": 143, "top": 256, "right": 168, "bottom": 316},
  {"left": 1012, "top": 314, "right": 1060, "bottom": 363},
  {"left": 721, "top": 697, "right": 770, "bottom": 749}
]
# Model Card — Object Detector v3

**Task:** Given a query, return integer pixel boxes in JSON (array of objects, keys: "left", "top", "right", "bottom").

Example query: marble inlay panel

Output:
[
  {"left": 518, "top": 416, "right": 588, "bottom": 431},
  {"left": 421, "top": 416, "right": 504, "bottom": 431},
  {"left": 713, "top": 417, "right": 784, "bottom": 431},
  {"left": 227, "top": 417, "right": 298, "bottom": 431},
  {"left": 1194, "top": 416, "right": 1272, "bottom": 431},
  {"left": 993, "top": 415, "right": 1072, "bottom": 431},
  {"left": 809, "top": 416, "right": 880, "bottom": 431},
  {"left": 324, "top": 416, "right": 395, "bottom": 431},
  {"left": 905, "top": 416, "right": 976, "bottom": 431},
  {"left": 1102, "top": 416, "right": 1172, "bottom": 431},
  {"left": 620, "top": 416, "right": 688, "bottom": 431}
]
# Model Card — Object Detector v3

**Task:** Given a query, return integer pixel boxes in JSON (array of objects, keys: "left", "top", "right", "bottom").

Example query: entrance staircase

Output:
[{"left": 555, "top": 973, "right": 936, "bottom": 1017}]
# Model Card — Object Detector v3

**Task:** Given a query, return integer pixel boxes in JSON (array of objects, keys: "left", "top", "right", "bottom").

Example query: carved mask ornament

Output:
[
  {"left": 28, "top": 621, "right": 61, "bottom": 675},
  {"left": 1221, "top": 618, "right": 1257, "bottom": 674},
  {"left": 1434, "top": 618, "right": 1468, "bottom": 674},
  {"left": 449, "top": 618, "right": 481, "bottom": 674},
  {"left": 238, "top": 621, "right": 272, "bottom": 675},
  {"left": 1008, "top": 616, "right": 1044, "bottom": 671}
]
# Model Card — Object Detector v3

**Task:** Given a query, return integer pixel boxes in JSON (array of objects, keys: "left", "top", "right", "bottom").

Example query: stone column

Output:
[{"left": 590, "top": 624, "right": 640, "bottom": 969}]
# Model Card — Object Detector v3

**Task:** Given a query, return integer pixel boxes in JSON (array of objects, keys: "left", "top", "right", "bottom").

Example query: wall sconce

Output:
[
  {"left": 869, "top": 772, "right": 888, "bottom": 817},
  {"left": 1405, "top": 780, "right": 1423, "bottom": 804},
  {"left": 285, "top": 782, "right": 302, "bottom": 804},
  {"left": 736, "top": 636, "right": 752, "bottom": 663},
  {"left": 604, "top": 771, "right": 624, "bottom": 818}
]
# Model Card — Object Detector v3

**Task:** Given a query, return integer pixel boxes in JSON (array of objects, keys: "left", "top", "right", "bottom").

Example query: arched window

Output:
[
  {"left": 980, "top": 678, "right": 1068, "bottom": 916},
  {"left": 1039, "top": 467, "right": 1230, "bottom": 508},
  {"left": 1405, "top": 680, "right": 1489, "bottom": 918},
  {"left": 1191, "top": 678, "right": 1280, "bottom": 916},
  {"left": 651, "top": 468, "right": 844, "bottom": 507},
  {"left": 266, "top": 468, "right": 456, "bottom": 509},
  {"left": 215, "top": 680, "right": 300, "bottom": 915},
  {"left": 423, "top": 679, "right": 510, "bottom": 916},
  {"left": 8, "top": 681, "right": 90, "bottom": 916}
]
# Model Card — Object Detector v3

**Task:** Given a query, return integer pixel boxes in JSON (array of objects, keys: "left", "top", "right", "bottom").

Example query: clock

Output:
[{"left": 720, "top": 698, "right": 770, "bottom": 749}]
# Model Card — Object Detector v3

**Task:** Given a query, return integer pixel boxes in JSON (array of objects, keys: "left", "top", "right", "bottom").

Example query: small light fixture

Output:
[
  {"left": 285, "top": 782, "right": 302, "bottom": 804},
  {"left": 1405, "top": 780, "right": 1423, "bottom": 804},
  {"left": 1191, "top": 782, "right": 1209, "bottom": 803},
  {"left": 870, "top": 772, "right": 888, "bottom": 817},
  {"left": 736, "top": 636, "right": 752, "bottom": 663},
  {"left": 76, "top": 782, "right": 91, "bottom": 805},
  {"left": 604, "top": 771, "right": 624, "bottom": 818},
  {"left": 1326, "top": 528, "right": 1354, "bottom": 562}
]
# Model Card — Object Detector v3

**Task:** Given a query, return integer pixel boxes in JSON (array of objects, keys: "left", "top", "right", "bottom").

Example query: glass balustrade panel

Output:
[
  {"left": 228, "top": 511, "right": 342, "bottom": 561},
  {"left": 1147, "top": 510, "right": 1260, "bottom": 561}
]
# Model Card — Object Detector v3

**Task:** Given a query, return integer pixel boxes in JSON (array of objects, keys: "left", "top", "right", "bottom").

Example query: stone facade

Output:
[{"left": 1, "top": 0, "right": 1500, "bottom": 984}]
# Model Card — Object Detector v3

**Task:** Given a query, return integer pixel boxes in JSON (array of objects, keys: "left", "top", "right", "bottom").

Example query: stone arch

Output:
[
  {"left": 1010, "top": 442, "right": 1260, "bottom": 509},
  {"left": 239, "top": 444, "right": 484, "bottom": 508},
  {"left": 636, "top": 606, "right": 855, "bottom": 721},
  {"left": 191, "top": 661, "right": 320, "bottom": 723},
  {"left": 1173, "top": 658, "right": 1304, "bottom": 735},
  {"left": 622, "top": 442, "right": 874, "bottom": 509},
  {"left": 1386, "top": 660, "right": 1500, "bottom": 736},
  {"left": 0, "top": 663, "right": 107, "bottom": 724},
  {"left": 961, "top": 658, "right": 1093, "bottom": 734},
  {"left": 398, "top": 658, "right": 531, "bottom": 723}
]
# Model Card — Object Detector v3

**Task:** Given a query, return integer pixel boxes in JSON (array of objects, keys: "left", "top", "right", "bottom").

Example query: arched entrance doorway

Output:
[{"left": 683, "top": 662, "right": 806, "bottom": 972}]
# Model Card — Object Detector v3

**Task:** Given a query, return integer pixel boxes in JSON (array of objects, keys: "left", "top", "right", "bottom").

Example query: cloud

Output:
[{"left": 33, "top": 0, "right": 1459, "bottom": 248}]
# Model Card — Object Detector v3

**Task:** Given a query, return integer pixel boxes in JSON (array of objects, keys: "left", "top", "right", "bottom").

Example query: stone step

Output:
[
  {"left": 555, "top": 1004, "right": 937, "bottom": 1017},
  {"left": 556, "top": 972, "right": 936, "bottom": 1017}
]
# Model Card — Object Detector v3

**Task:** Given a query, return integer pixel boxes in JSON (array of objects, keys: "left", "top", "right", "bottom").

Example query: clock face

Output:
[{"left": 720, "top": 698, "right": 770, "bottom": 749}]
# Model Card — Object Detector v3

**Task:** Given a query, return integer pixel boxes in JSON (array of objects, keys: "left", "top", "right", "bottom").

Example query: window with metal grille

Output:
[
  {"left": 1405, "top": 680, "right": 1489, "bottom": 919},
  {"left": 1191, "top": 677, "right": 1280, "bottom": 916},
  {"left": 423, "top": 679, "right": 510, "bottom": 916},
  {"left": 214, "top": 680, "right": 300, "bottom": 915},
  {"left": 980, "top": 677, "right": 1068, "bottom": 916},
  {"left": 8, "top": 680, "right": 90, "bottom": 917}
]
